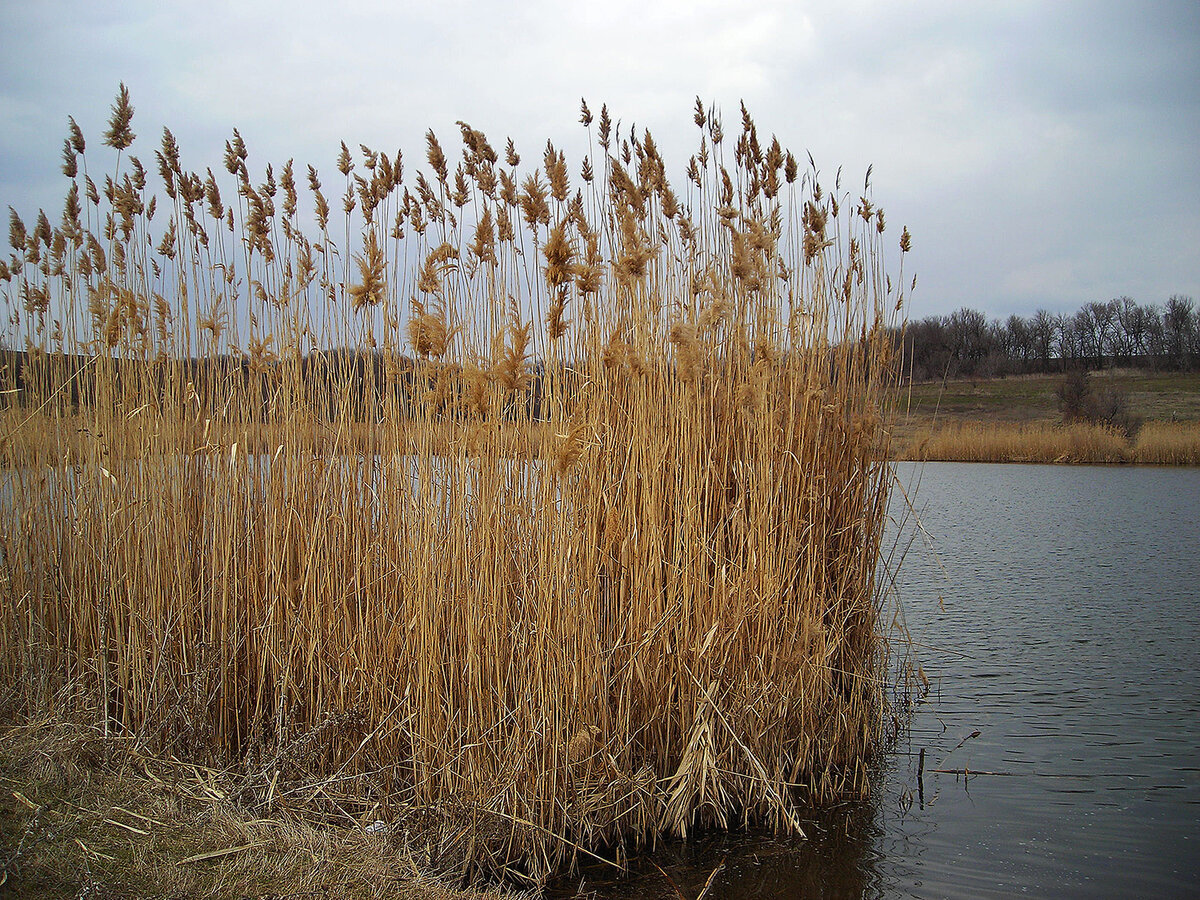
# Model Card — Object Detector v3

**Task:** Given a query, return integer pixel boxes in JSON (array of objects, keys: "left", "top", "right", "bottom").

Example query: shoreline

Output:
[
  {"left": 892, "top": 370, "right": 1200, "bottom": 465},
  {"left": 892, "top": 419, "right": 1200, "bottom": 465}
]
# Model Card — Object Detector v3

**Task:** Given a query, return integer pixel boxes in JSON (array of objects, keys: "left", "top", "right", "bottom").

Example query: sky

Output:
[{"left": 1, "top": 0, "right": 1197, "bottom": 322}]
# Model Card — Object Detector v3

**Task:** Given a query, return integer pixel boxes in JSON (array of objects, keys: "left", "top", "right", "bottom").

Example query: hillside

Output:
[
  {"left": 892, "top": 369, "right": 1200, "bottom": 464},
  {"left": 898, "top": 369, "right": 1200, "bottom": 426}
]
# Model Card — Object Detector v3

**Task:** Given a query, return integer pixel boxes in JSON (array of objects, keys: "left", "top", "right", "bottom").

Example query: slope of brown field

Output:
[{"left": 892, "top": 370, "right": 1200, "bottom": 463}]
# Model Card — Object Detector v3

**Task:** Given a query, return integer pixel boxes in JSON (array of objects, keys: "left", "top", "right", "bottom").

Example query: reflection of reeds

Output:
[{"left": 0, "top": 89, "right": 908, "bottom": 880}]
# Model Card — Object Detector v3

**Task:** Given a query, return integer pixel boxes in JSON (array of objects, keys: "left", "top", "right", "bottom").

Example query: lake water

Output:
[{"left": 559, "top": 462, "right": 1200, "bottom": 899}]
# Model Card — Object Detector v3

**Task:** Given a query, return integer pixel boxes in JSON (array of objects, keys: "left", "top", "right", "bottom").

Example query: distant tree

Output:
[
  {"left": 1030, "top": 309, "right": 1056, "bottom": 372},
  {"left": 904, "top": 315, "right": 952, "bottom": 381},
  {"left": 1005, "top": 314, "right": 1031, "bottom": 369},
  {"left": 1073, "top": 302, "right": 1116, "bottom": 369},
  {"left": 1114, "top": 296, "right": 1148, "bottom": 364},
  {"left": 900, "top": 295, "right": 1198, "bottom": 382},
  {"left": 1164, "top": 295, "right": 1196, "bottom": 370},
  {"left": 1099, "top": 299, "right": 1129, "bottom": 365},
  {"left": 945, "top": 307, "right": 992, "bottom": 377},
  {"left": 1145, "top": 309, "right": 1167, "bottom": 369},
  {"left": 1055, "top": 313, "right": 1081, "bottom": 366},
  {"left": 1056, "top": 369, "right": 1140, "bottom": 437}
]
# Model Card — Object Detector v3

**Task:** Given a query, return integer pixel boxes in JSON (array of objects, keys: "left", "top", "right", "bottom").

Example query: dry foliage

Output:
[
  {"left": 0, "top": 91, "right": 910, "bottom": 883},
  {"left": 901, "top": 419, "right": 1200, "bottom": 465},
  {"left": 0, "top": 716, "right": 522, "bottom": 899},
  {"left": 1132, "top": 421, "right": 1200, "bottom": 465},
  {"left": 903, "top": 421, "right": 1130, "bottom": 464}
]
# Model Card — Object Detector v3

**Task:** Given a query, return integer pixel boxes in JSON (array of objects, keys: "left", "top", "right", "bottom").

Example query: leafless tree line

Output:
[{"left": 899, "top": 295, "right": 1199, "bottom": 381}]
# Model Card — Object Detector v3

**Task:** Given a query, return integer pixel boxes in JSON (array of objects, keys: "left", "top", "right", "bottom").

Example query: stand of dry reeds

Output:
[{"left": 0, "top": 90, "right": 910, "bottom": 882}]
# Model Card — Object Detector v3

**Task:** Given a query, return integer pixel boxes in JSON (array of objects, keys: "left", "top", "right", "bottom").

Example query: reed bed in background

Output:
[
  {"left": 902, "top": 419, "right": 1200, "bottom": 465},
  {"left": 0, "top": 89, "right": 909, "bottom": 883},
  {"left": 1132, "top": 421, "right": 1200, "bottom": 465},
  {"left": 903, "top": 421, "right": 1130, "bottom": 464}
]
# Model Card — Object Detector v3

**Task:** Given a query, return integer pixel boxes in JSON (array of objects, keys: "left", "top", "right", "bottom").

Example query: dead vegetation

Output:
[
  {"left": 0, "top": 91, "right": 910, "bottom": 886},
  {"left": 0, "top": 713, "right": 525, "bottom": 898}
]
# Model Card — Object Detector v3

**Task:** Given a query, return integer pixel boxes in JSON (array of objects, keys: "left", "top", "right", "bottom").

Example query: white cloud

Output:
[{"left": 0, "top": 0, "right": 1196, "bottom": 319}]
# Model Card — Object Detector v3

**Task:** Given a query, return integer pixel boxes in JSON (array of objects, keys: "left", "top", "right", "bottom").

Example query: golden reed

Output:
[
  {"left": 0, "top": 90, "right": 910, "bottom": 881},
  {"left": 901, "top": 420, "right": 1200, "bottom": 465}
]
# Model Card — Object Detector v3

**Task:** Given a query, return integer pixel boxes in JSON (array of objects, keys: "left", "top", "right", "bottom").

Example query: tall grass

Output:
[
  {"left": 900, "top": 419, "right": 1200, "bottom": 465},
  {"left": 1132, "top": 421, "right": 1200, "bottom": 465},
  {"left": 0, "top": 90, "right": 909, "bottom": 881},
  {"left": 903, "top": 421, "right": 1131, "bottom": 464}
]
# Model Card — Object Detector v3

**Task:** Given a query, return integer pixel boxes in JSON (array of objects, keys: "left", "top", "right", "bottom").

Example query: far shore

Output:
[{"left": 892, "top": 369, "right": 1200, "bottom": 465}]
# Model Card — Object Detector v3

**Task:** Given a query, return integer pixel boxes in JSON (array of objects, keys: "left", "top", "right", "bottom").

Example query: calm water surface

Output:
[{"left": 559, "top": 462, "right": 1200, "bottom": 899}]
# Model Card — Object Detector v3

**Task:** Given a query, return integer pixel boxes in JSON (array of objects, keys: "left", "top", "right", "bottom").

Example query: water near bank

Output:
[{"left": 559, "top": 462, "right": 1200, "bottom": 898}]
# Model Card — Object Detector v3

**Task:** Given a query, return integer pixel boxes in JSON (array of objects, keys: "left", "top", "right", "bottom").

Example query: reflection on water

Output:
[
  {"left": 562, "top": 802, "right": 882, "bottom": 899},
  {"left": 556, "top": 462, "right": 1200, "bottom": 898}
]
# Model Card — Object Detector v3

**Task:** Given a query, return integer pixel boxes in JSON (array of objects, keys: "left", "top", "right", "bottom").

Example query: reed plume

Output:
[{"left": 0, "top": 90, "right": 909, "bottom": 884}]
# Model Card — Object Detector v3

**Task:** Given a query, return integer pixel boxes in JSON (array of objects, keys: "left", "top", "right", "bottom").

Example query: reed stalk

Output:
[{"left": 0, "top": 90, "right": 909, "bottom": 882}]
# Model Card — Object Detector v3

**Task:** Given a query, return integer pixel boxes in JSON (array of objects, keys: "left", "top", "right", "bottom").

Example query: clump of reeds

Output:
[
  {"left": 902, "top": 418, "right": 1200, "bottom": 465},
  {"left": 1132, "top": 421, "right": 1200, "bottom": 465},
  {"left": 0, "top": 88, "right": 909, "bottom": 882},
  {"left": 903, "top": 421, "right": 1132, "bottom": 464}
]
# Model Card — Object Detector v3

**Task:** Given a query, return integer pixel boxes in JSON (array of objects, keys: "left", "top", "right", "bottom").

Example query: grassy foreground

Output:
[
  {"left": 0, "top": 91, "right": 912, "bottom": 888},
  {"left": 0, "top": 715, "right": 519, "bottom": 899},
  {"left": 893, "top": 371, "right": 1200, "bottom": 463}
]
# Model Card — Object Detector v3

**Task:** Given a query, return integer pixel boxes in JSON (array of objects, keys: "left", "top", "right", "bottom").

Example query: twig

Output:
[
  {"left": 696, "top": 858, "right": 727, "bottom": 899},
  {"left": 650, "top": 862, "right": 687, "bottom": 900},
  {"left": 181, "top": 841, "right": 267, "bottom": 864},
  {"left": 75, "top": 838, "right": 115, "bottom": 862},
  {"left": 105, "top": 817, "right": 149, "bottom": 835}
]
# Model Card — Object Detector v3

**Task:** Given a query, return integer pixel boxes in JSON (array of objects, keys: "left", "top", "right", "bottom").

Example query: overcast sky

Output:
[{"left": 1, "top": 0, "right": 1197, "bottom": 321}]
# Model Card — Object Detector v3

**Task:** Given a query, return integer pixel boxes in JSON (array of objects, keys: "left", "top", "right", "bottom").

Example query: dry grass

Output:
[
  {"left": 901, "top": 421, "right": 1131, "bottom": 463},
  {"left": 0, "top": 715, "right": 522, "bottom": 899},
  {"left": 0, "top": 92, "right": 909, "bottom": 884},
  {"left": 1132, "top": 421, "right": 1200, "bottom": 465},
  {"left": 898, "top": 419, "right": 1200, "bottom": 465}
]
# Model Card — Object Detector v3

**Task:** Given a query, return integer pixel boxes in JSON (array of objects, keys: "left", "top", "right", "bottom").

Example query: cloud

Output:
[{"left": 1, "top": 0, "right": 1196, "bottom": 321}]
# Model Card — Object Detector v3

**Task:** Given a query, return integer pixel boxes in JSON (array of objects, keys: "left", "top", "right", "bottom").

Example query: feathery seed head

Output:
[
  {"left": 545, "top": 144, "right": 570, "bottom": 202},
  {"left": 520, "top": 173, "right": 550, "bottom": 229},
  {"left": 669, "top": 321, "right": 701, "bottom": 382},
  {"left": 426, "top": 130, "right": 449, "bottom": 183},
  {"left": 103, "top": 83, "right": 136, "bottom": 150},
  {"left": 8, "top": 208, "right": 26, "bottom": 253},
  {"left": 470, "top": 206, "right": 497, "bottom": 264},
  {"left": 61, "top": 139, "right": 77, "bottom": 179},
  {"left": 543, "top": 219, "right": 575, "bottom": 289},
  {"left": 67, "top": 116, "right": 85, "bottom": 155},
  {"left": 554, "top": 424, "right": 589, "bottom": 478},
  {"left": 348, "top": 230, "right": 387, "bottom": 311}
]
